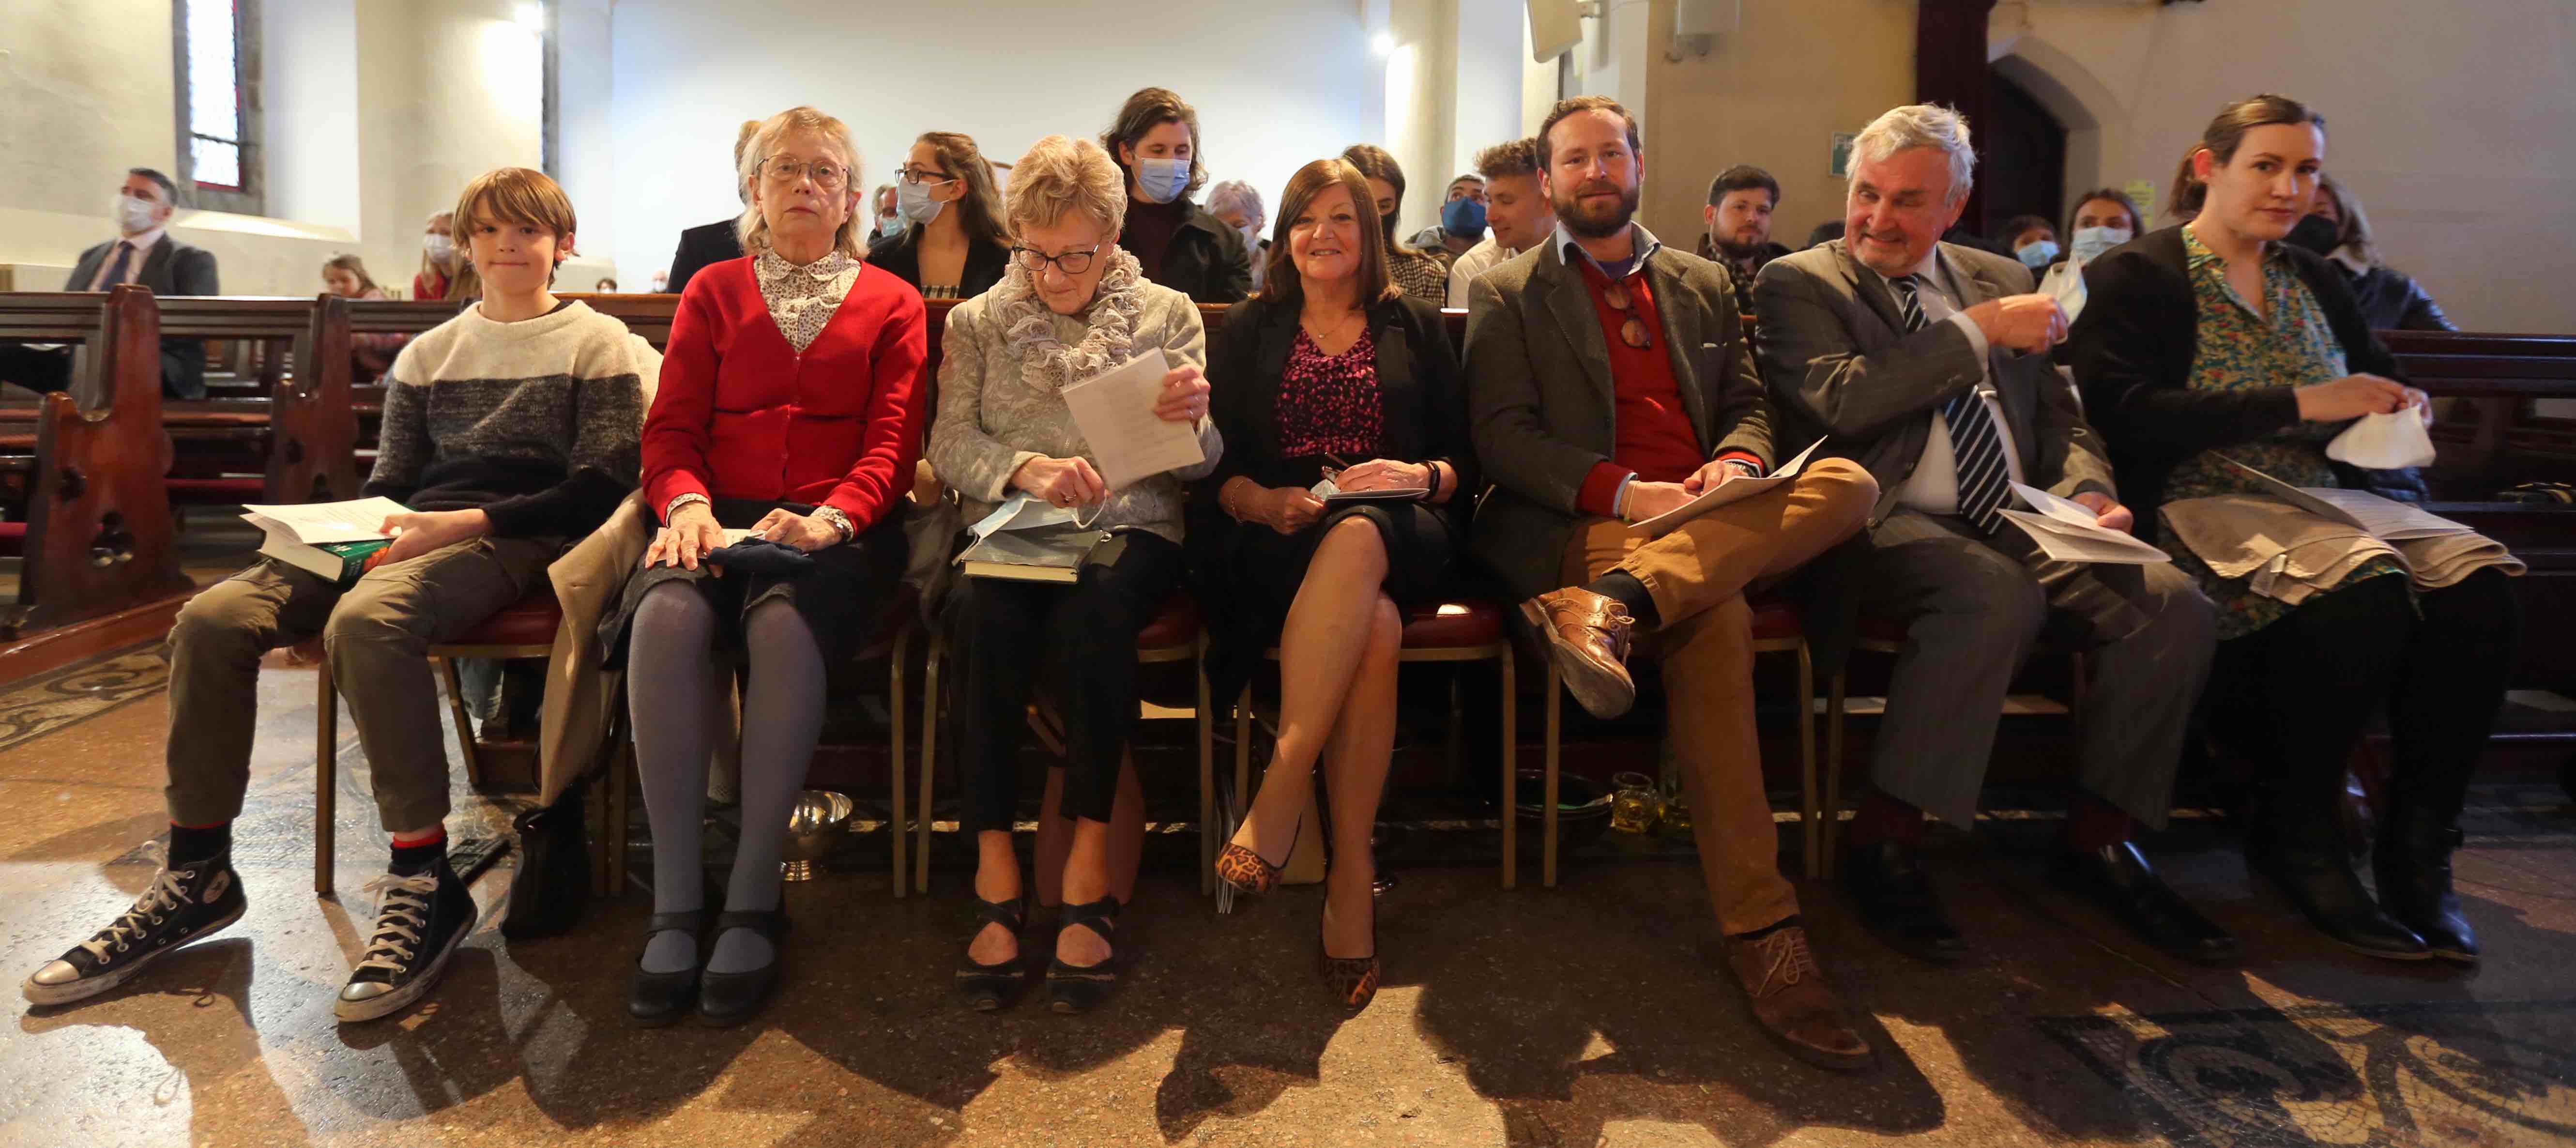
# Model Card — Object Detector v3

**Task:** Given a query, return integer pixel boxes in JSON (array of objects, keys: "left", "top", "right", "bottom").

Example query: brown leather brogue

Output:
[
  {"left": 1520, "top": 587, "right": 1637, "bottom": 719},
  {"left": 1722, "top": 925, "right": 1874, "bottom": 1071}
]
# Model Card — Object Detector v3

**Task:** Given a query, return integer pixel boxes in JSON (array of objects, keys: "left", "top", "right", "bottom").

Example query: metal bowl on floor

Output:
[
  {"left": 781, "top": 789, "right": 853, "bottom": 881},
  {"left": 1513, "top": 769, "right": 1614, "bottom": 857}
]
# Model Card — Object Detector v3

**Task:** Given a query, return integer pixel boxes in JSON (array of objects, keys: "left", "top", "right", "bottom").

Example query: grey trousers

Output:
[
  {"left": 1851, "top": 509, "right": 2214, "bottom": 829},
  {"left": 163, "top": 536, "right": 559, "bottom": 833}
]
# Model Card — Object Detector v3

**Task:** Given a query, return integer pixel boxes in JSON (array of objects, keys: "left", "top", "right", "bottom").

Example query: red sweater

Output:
[
  {"left": 640, "top": 258, "right": 929, "bottom": 529},
  {"left": 1569, "top": 260, "right": 1759, "bottom": 516}
]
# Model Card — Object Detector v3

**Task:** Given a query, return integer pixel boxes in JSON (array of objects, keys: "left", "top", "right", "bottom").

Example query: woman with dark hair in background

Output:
[
  {"left": 2289, "top": 175, "right": 2455, "bottom": 331},
  {"left": 1339, "top": 144, "right": 1453, "bottom": 305},
  {"left": 2038, "top": 187, "right": 2144, "bottom": 321},
  {"left": 321, "top": 254, "right": 409, "bottom": 381},
  {"left": 869, "top": 131, "right": 1012, "bottom": 301},
  {"left": 1999, "top": 213, "right": 2059, "bottom": 272},
  {"left": 2071, "top": 93, "right": 2518, "bottom": 968},
  {"left": 1099, "top": 87, "right": 1251, "bottom": 304}
]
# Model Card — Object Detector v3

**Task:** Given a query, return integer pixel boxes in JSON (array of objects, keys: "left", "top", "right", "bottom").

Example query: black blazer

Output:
[
  {"left": 1141, "top": 199, "right": 1254, "bottom": 305},
  {"left": 2067, "top": 224, "right": 2417, "bottom": 535},
  {"left": 665, "top": 217, "right": 743, "bottom": 296},
  {"left": 865, "top": 225, "right": 1009, "bottom": 299},
  {"left": 67, "top": 234, "right": 219, "bottom": 399}
]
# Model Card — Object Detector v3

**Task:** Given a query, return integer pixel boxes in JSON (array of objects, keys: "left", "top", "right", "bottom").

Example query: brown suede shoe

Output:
[
  {"left": 1722, "top": 925, "right": 1874, "bottom": 1071},
  {"left": 1520, "top": 587, "right": 1636, "bottom": 719}
]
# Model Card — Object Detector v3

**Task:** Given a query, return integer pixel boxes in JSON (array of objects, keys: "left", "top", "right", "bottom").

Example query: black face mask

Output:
[{"left": 2283, "top": 213, "right": 2341, "bottom": 257}]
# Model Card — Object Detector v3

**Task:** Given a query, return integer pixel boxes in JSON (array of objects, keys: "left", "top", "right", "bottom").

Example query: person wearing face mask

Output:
[
  {"left": 1407, "top": 174, "right": 1487, "bottom": 258},
  {"left": 1446, "top": 138, "right": 1555, "bottom": 309},
  {"left": 2002, "top": 215, "right": 2061, "bottom": 274},
  {"left": 1100, "top": 87, "right": 1251, "bottom": 304},
  {"left": 2286, "top": 176, "right": 2454, "bottom": 332},
  {"left": 1340, "top": 144, "right": 1452, "bottom": 305},
  {"left": 1204, "top": 180, "right": 1271, "bottom": 293},
  {"left": 2070, "top": 95, "right": 2515, "bottom": 967},
  {"left": 413, "top": 211, "right": 475, "bottom": 302},
  {"left": 2035, "top": 187, "right": 2143, "bottom": 319},
  {"left": 665, "top": 120, "right": 762, "bottom": 295},
  {"left": 868, "top": 184, "right": 901, "bottom": 245},
  {"left": 1756, "top": 103, "right": 2225, "bottom": 972},
  {"left": 869, "top": 132, "right": 1012, "bottom": 301},
  {"left": 0, "top": 168, "right": 219, "bottom": 400}
]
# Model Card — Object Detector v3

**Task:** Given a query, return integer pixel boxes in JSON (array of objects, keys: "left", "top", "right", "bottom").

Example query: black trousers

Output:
[
  {"left": 2211, "top": 568, "right": 2519, "bottom": 842},
  {"left": 948, "top": 530, "right": 1183, "bottom": 832}
]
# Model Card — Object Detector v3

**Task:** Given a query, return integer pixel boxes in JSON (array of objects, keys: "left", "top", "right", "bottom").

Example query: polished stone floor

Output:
[{"left": 2, "top": 647, "right": 2572, "bottom": 1148}]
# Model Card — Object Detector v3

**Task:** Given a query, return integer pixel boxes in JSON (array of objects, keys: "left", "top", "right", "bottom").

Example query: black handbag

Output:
[{"left": 499, "top": 783, "right": 590, "bottom": 939}]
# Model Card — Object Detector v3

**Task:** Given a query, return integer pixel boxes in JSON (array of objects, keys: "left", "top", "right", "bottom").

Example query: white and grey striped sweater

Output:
[{"left": 365, "top": 300, "right": 659, "bottom": 538}]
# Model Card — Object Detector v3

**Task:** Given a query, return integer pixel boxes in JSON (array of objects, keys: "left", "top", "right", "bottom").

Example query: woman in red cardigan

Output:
[{"left": 603, "top": 106, "right": 928, "bottom": 1028}]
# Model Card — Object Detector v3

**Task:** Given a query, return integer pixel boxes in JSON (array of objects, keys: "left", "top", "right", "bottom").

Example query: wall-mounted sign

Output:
[{"left": 1830, "top": 132, "right": 1857, "bottom": 178}]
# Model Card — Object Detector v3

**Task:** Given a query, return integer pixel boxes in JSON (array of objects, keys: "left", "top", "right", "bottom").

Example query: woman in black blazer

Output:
[
  {"left": 1192, "top": 158, "right": 1472, "bottom": 1009},
  {"left": 866, "top": 132, "right": 1011, "bottom": 301},
  {"left": 2069, "top": 94, "right": 2516, "bottom": 967}
]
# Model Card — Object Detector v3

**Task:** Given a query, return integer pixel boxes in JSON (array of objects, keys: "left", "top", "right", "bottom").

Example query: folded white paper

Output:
[
  {"left": 2325, "top": 408, "right": 2436, "bottom": 470},
  {"left": 1996, "top": 482, "right": 2171, "bottom": 564},
  {"left": 1626, "top": 439, "right": 1827, "bottom": 537},
  {"left": 2222, "top": 458, "right": 2471, "bottom": 540},
  {"left": 239, "top": 497, "right": 412, "bottom": 543},
  {"left": 1057, "top": 348, "right": 1205, "bottom": 491}
]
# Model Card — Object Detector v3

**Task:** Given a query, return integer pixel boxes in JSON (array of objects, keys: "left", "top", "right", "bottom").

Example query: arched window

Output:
[{"left": 174, "top": 0, "right": 263, "bottom": 215}]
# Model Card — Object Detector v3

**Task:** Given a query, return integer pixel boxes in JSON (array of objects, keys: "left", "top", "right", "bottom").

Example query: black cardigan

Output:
[
  {"left": 865, "top": 225, "right": 1009, "bottom": 300},
  {"left": 2066, "top": 224, "right": 2419, "bottom": 536}
]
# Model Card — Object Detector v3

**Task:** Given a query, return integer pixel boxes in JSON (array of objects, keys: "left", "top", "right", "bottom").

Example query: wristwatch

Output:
[{"left": 812, "top": 505, "right": 854, "bottom": 544}]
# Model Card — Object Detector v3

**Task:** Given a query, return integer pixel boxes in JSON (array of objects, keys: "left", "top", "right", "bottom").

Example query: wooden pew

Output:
[
  {"left": 155, "top": 295, "right": 361, "bottom": 505},
  {"left": 0, "top": 286, "right": 193, "bottom": 640}
]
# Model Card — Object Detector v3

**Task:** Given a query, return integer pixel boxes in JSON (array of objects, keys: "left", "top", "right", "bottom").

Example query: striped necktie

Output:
[{"left": 1890, "top": 273, "right": 2009, "bottom": 531}]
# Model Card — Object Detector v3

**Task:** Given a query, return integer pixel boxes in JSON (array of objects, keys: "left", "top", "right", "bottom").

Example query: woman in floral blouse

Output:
[{"left": 2071, "top": 94, "right": 2516, "bottom": 967}]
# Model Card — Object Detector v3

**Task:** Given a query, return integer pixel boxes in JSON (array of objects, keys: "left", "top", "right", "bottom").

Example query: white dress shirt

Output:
[
  {"left": 1446, "top": 235, "right": 1516, "bottom": 309},
  {"left": 1870, "top": 247, "right": 2026, "bottom": 516},
  {"left": 88, "top": 228, "right": 166, "bottom": 290}
]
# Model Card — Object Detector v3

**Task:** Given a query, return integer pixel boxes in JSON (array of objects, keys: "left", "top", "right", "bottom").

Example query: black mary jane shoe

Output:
[
  {"left": 625, "top": 909, "right": 707, "bottom": 1028},
  {"left": 954, "top": 896, "right": 1029, "bottom": 1012},
  {"left": 694, "top": 910, "right": 790, "bottom": 1027},
  {"left": 2055, "top": 842, "right": 2239, "bottom": 965},
  {"left": 1044, "top": 897, "right": 1122, "bottom": 1015}
]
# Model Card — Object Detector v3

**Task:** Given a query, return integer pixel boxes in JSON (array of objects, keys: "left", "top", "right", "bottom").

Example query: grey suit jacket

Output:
[
  {"left": 1464, "top": 237, "right": 1768, "bottom": 600},
  {"left": 66, "top": 234, "right": 220, "bottom": 399},
  {"left": 1752, "top": 239, "right": 2111, "bottom": 524}
]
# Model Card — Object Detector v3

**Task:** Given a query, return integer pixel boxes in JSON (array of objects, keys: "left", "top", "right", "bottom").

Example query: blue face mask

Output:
[
  {"left": 2015, "top": 238, "right": 2061, "bottom": 270},
  {"left": 1440, "top": 196, "right": 1488, "bottom": 242},
  {"left": 896, "top": 178, "right": 946, "bottom": 225},
  {"left": 2068, "top": 225, "right": 2131, "bottom": 263},
  {"left": 1131, "top": 157, "right": 1191, "bottom": 204}
]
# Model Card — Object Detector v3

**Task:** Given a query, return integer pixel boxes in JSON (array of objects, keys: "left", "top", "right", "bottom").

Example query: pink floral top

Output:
[{"left": 1276, "top": 327, "right": 1384, "bottom": 459}]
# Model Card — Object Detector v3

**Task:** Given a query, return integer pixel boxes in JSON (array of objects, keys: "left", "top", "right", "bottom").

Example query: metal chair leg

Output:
[
  {"left": 1797, "top": 641, "right": 1820, "bottom": 880},
  {"left": 435, "top": 656, "right": 484, "bottom": 788},
  {"left": 1498, "top": 646, "right": 1518, "bottom": 890},
  {"left": 1824, "top": 668, "right": 1848, "bottom": 879},
  {"left": 1197, "top": 640, "right": 1216, "bottom": 896},
  {"left": 315, "top": 651, "right": 338, "bottom": 895},
  {"left": 890, "top": 624, "right": 909, "bottom": 899},
  {"left": 1543, "top": 663, "right": 1561, "bottom": 889},
  {"left": 915, "top": 640, "right": 942, "bottom": 895}
]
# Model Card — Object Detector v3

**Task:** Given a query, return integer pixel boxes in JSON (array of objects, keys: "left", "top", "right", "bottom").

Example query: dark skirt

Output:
[
  {"left": 596, "top": 498, "right": 907, "bottom": 668},
  {"left": 1197, "top": 500, "right": 1460, "bottom": 704}
]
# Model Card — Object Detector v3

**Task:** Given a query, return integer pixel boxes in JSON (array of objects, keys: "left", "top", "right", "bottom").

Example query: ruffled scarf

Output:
[{"left": 991, "top": 247, "right": 1148, "bottom": 393}]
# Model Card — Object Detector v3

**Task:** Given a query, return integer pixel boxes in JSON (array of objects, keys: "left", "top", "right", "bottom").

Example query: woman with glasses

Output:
[
  {"left": 869, "top": 132, "right": 1012, "bottom": 301},
  {"left": 1192, "top": 158, "right": 1473, "bottom": 1010},
  {"left": 610, "top": 106, "right": 930, "bottom": 1026},
  {"left": 927, "top": 134, "right": 1221, "bottom": 1014}
]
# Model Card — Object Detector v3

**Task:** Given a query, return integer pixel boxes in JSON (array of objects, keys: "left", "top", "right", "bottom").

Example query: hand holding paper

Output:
[
  {"left": 1059, "top": 347, "right": 1208, "bottom": 491},
  {"left": 1996, "top": 482, "right": 2171, "bottom": 564},
  {"left": 1625, "top": 439, "right": 1827, "bottom": 537}
]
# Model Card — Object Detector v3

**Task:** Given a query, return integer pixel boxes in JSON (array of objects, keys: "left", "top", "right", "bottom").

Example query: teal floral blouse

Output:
[{"left": 2156, "top": 225, "right": 2403, "bottom": 639}]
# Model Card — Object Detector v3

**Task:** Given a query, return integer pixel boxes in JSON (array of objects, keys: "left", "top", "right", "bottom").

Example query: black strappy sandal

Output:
[
  {"left": 953, "top": 896, "right": 1028, "bottom": 1012},
  {"left": 624, "top": 909, "right": 705, "bottom": 1028},
  {"left": 1045, "top": 897, "right": 1122, "bottom": 1014},
  {"left": 694, "top": 909, "right": 788, "bottom": 1027}
]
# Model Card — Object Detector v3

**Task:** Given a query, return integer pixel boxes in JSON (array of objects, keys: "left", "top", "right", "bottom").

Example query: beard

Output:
[{"left": 1554, "top": 181, "right": 1640, "bottom": 240}]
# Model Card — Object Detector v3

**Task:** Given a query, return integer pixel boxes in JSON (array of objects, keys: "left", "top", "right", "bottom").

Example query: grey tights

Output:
[{"left": 628, "top": 582, "right": 827, "bottom": 975}]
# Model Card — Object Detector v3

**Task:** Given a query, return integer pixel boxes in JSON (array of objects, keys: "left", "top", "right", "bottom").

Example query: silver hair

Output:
[
  {"left": 1851, "top": 104, "right": 1976, "bottom": 206},
  {"left": 1205, "top": 179, "right": 1264, "bottom": 221}
]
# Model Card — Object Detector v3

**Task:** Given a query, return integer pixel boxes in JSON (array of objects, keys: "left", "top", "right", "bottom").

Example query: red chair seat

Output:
[
  {"left": 1401, "top": 599, "right": 1505, "bottom": 648},
  {"left": 165, "top": 476, "right": 267, "bottom": 500},
  {"left": 1134, "top": 596, "right": 1201, "bottom": 652},
  {"left": 442, "top": 590, "right": 562, "bottom": 649},
  {"left": 1749, "top": 598, "right": 1803, "bottom": 643}
]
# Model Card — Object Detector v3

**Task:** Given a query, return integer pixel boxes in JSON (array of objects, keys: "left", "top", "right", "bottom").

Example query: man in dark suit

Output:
[
  {"left": 1471, "top": 96, "right": 1883, "bottom": 1071},
  {"left": 0, "top": 168, "right": 219, "bottom": 400},
  {"left": 664, "top": 119, "right": 760, "bottom": 295},
  {"left": 1754, "top": 104, "right": 2225, "bottom": 966}
]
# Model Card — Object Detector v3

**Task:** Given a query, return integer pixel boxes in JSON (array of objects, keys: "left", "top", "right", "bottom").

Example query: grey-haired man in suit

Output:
[
  {"left": 1754, "top": 105, "right": 2225, "bottom": 966},
  {"left": 0, "top": 168, "right": 220, "bottom": 400}
]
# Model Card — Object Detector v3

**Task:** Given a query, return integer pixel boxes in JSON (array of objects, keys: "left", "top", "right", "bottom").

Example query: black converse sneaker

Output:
[
  {"left": 23, "top": 847, "right": 246, "bottom": 1006},
  {"left": 334, "top": 857, "right": 477, "bottom": 1022}
]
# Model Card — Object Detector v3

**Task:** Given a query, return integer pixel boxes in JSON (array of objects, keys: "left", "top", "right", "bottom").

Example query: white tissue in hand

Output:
[{"left": 2325, "top": 409, "right": 2435, "bottom": 470}]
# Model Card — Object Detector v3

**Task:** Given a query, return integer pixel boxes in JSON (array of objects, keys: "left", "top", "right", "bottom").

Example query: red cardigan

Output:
[{"left": 640, "top": 257, "right": 929, "bottom": 529}]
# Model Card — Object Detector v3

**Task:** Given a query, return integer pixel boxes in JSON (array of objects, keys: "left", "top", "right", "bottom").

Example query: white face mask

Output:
[
  {"left": 112, "top": 194, "right": 160, "bottom": 235},
  {"left": 2068, "top": 225, "right": 2132, "bottom": 264},
  {"left": 424, "top": 232, "right": 456, "bottom": 264},
  {"left": 1238, "top": 222, "right": 1264, "bottom": 250}
]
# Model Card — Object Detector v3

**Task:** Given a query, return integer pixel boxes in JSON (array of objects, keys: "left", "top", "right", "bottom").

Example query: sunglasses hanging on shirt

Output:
[{"left": 1600, "top": 279, "right": 1653, "bottom": 351}]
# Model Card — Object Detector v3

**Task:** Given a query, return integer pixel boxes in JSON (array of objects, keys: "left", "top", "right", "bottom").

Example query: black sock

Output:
[
  {"left": 168, "top": 822, "right": 231, "bottom": 865},
  {"left": 1582, "top": 569, "right": 1661, "bottom": 630},
  {"left": 1727, "top": 915, "right": 1802, "bottom": 942},
  {"left": 389, "top": 833, "right": 448, "bottom": 878}
]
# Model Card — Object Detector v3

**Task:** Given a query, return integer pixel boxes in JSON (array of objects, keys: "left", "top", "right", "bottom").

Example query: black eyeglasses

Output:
[
  {"left": 1011, "top": 244, "right": 1102, "bottom": 275},
  {"left": 895, "top": 166, "right": 957, "bottom": 187}
]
